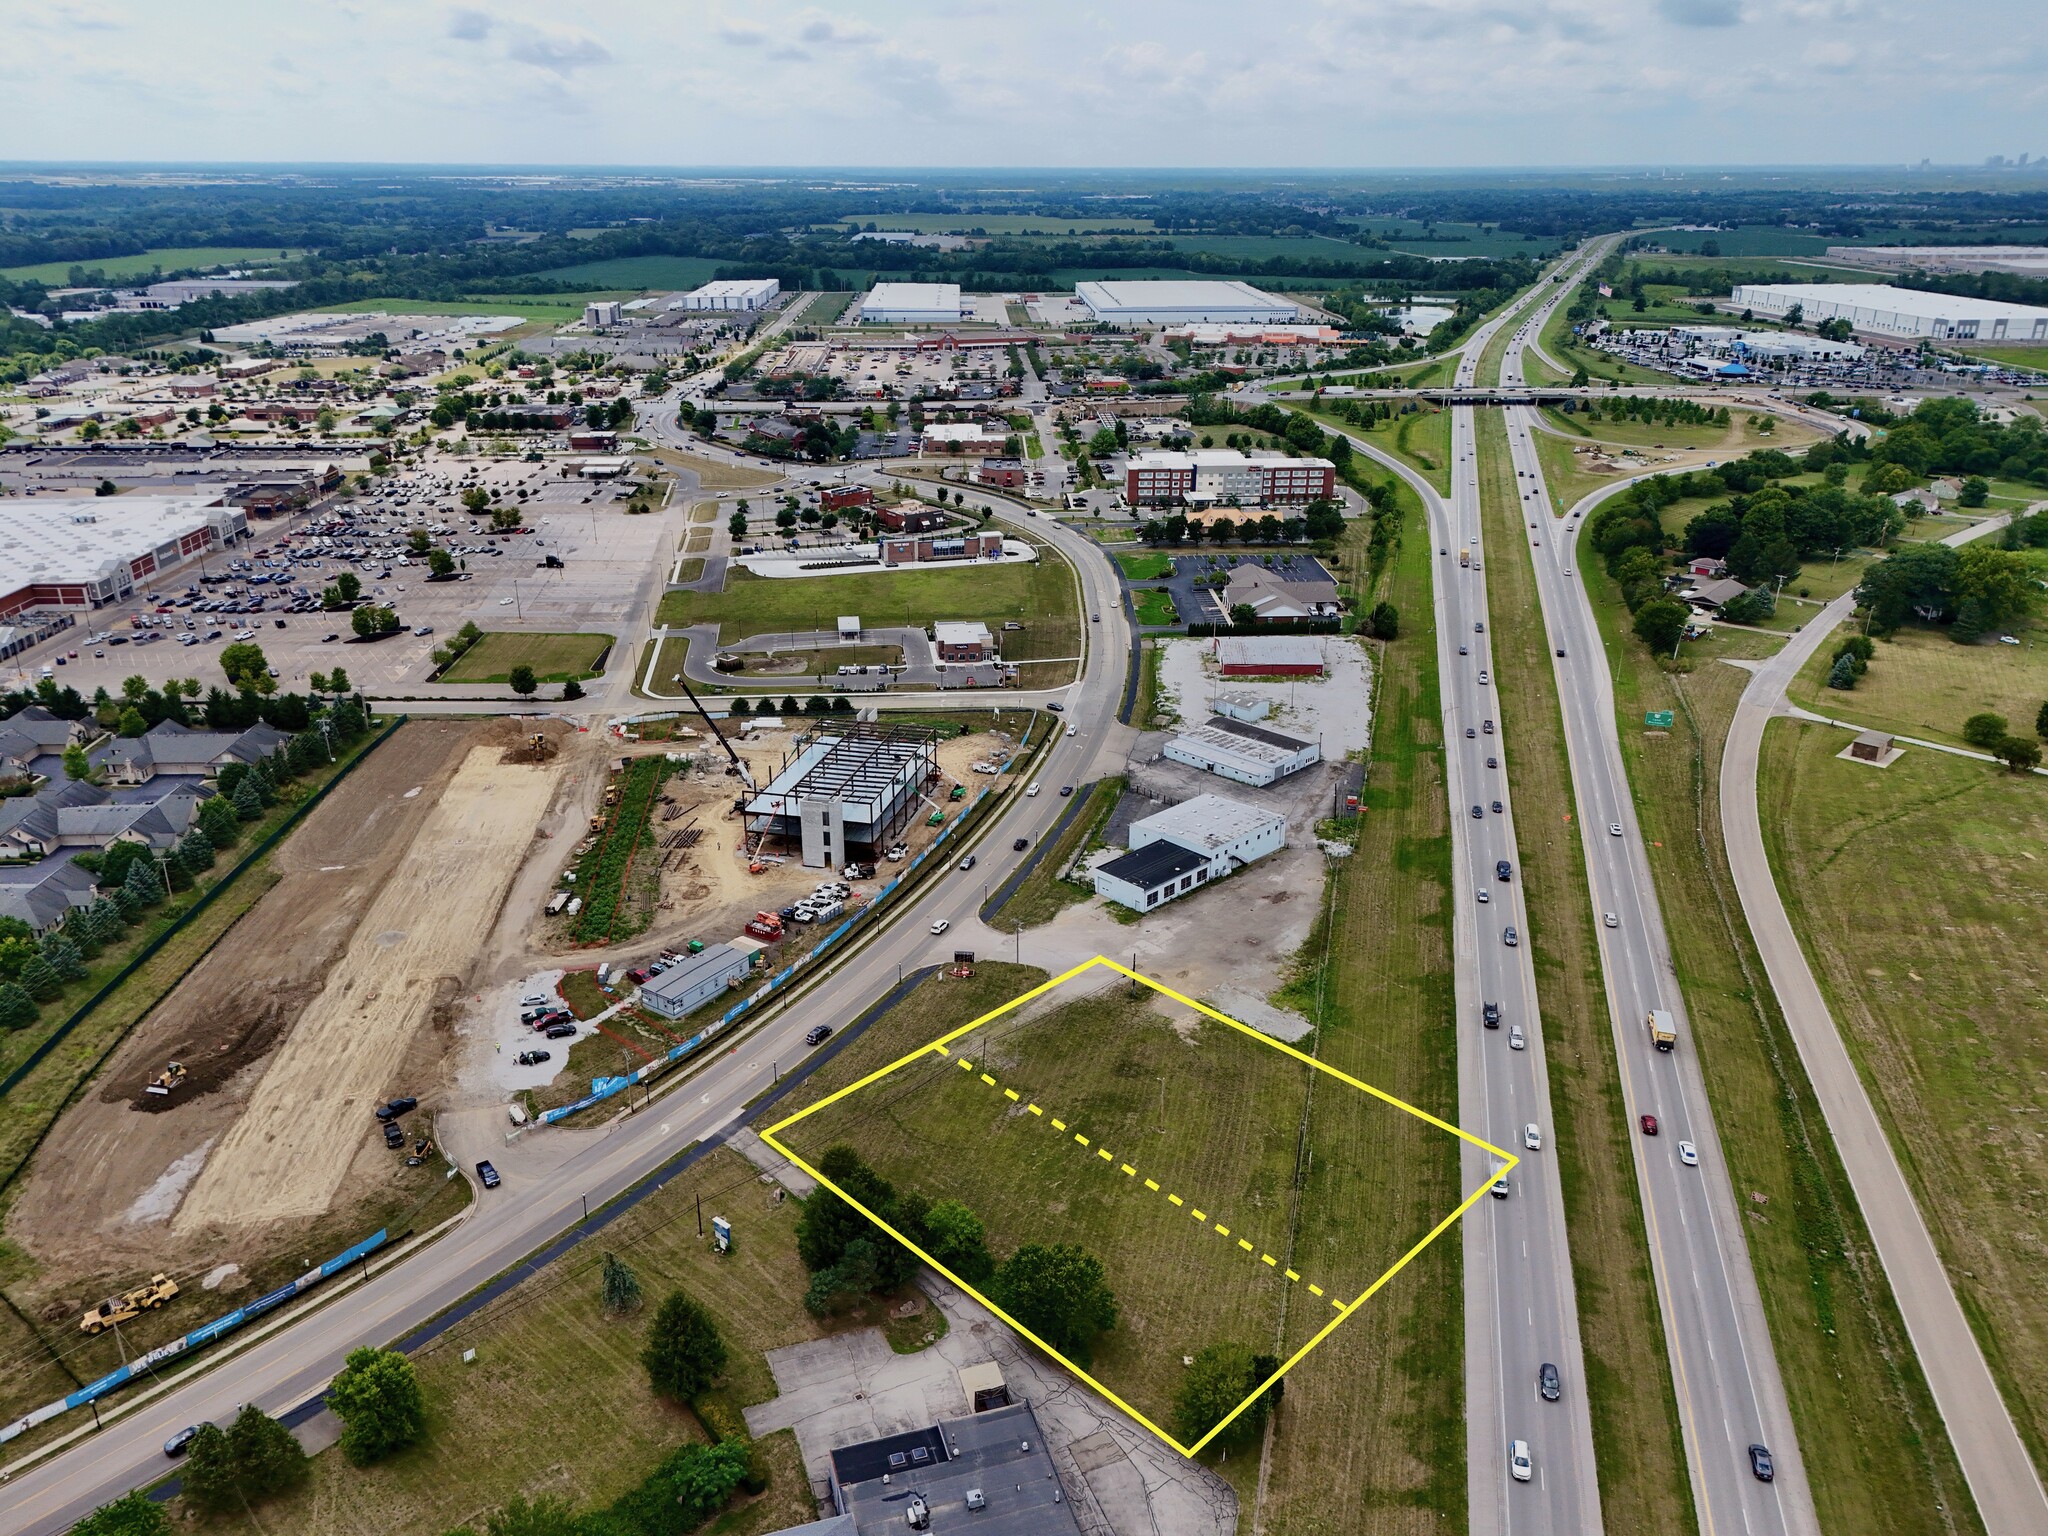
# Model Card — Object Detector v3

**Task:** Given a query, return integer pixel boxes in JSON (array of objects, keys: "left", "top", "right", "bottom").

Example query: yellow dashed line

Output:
[
  {"left": 1215, "top": 1224, "right": 1230, "bottom": 1237},
  {"left": 980, "top": 1073, "right": 996, "bottom": 1086},
  {"left": 1074, "top": 1133, "right": 1089, "bottom": 1147},
  {"left": 1120, "top": 1164, "right": 1137, "bottom": 1177},
  {"left": 1003, "top": 1089, "right": 1019, "bottom": 1101},
  {"left": 1331, "top": 1297, "right": 1345, "bottom": 1311},
  {"left": 934, "top": 1046, "right": 950, "bottom": 1056},
  {"left": 1261, "top": 1254, "right": 1277, "bottom": 1267},
  {"left": 1052, "top": 1119, "right": 1067, "bottom": 1131},
  {"left": 1168, "top": 1194, "right": 1183, "bottom": 1206},
  {"left": 1027, "top": 1104, "right": 1042, "bottom": 1116},
  {"left": 1097, "top": 1148, "right": 1113, "bottom": 1162},
  {"left": 1308, "top": 1284, "right": 1324, "bottom": 1297},
  {"left": 1238, "top": 1238, "right": 1254, "bottom": 1252},
  {"left": 1191, "top": 1208, "right": 1207, "bottom": 1222},
  {"left": 1285, "top": 1269, "right": 1300, "bottom": 1282},
  {"left": 1144, "top": 1178, "right": 1160, "bottom": 1191},
  {"left": 958, "top": 1059, "right": 973, "bottom": 1072}
]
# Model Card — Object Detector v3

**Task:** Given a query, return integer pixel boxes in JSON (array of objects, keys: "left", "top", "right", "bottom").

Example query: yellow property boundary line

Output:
[{"left": 762, "top": 954, "right": 1518, "bottom": 1457}]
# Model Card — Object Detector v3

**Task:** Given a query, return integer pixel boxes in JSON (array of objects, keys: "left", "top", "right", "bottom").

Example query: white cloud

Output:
[
  {"left": 1657, "top": 0, "right": 1742, "bottom": 24},
  {"left": 505, "top": 28, "right": 612, "bottom": 75},
  {"left": 445, "top": 7, "right": 492, "bottom": 42}
]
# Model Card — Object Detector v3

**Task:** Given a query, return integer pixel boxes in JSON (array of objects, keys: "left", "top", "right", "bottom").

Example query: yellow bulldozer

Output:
[
  {"left": 144, "top": 1061, "right": 187, "bottom": 1097},
  {"left": 80, "top": 1273, "right": 179, "bottom": 1335}
]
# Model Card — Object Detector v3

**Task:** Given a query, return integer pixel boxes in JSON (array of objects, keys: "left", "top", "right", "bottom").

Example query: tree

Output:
[
  {"left": 508, "top": 664, "right": 538, "bottom": 697},
  {"left": 181, "top": 827, "right": 216, "bottom": 870},
  {"left": 117, "top": 706, "right": 148, "bottom": 737},
  {"left": 480, "top": 1495, "right": 581, "bottom": 1536},
  {"left": 352, "top": 604, "right": 399, "bottom": 638},
  {"left": 222, "top": 1402, "right": 308, "bottom": 1504},
  {"left": 1228, "top": 602, "right": 1257, "bottom": 629},
  {"left": 200, "top": 792, "right": 243, "bottom": 844},
  {"left": 1172, "top": 1341, "right": 1269, "bottom": 1451},
  {"left": 407, "top": 527, "right": 432, "bottom": 556},
  {"left": 990, "top": 1243, "right": 1117, "bottom": 1366},
  {"left": 1827, "top": 652, "right": 1859, "bottom": 690},
  {"left": 178, "top": 1423, "right": 241, "bottom": 1514},
  {"left": 462, "top": 487, "right": 489, "bottom": 514},
  {"left": 922, "top": 1199, "right": 995, "bottom": 1283},
  {"left": 1632, "top": 597, "right": 1689, "bottom": 654},
  {"left": 0, "top": 982, "right": 36, "bottom": 1031},
  {"left": 1958, "top": 476, "right": 1990, "bottom": 508},
  {"left": 601, "top": 1251, "right": 642, "bottom": 1314},
  {"left": 728, "top": 509, "right": 748, "bottom": 538},
  {"left": 1994, "top": 735, "right": 2042, "bottom": 773},
  {"left": 1367, "top": 601, "right": 1399, "bottom": 640},
  {"left": 232, "top": 775, "right": 264, "bottom": 821},
  {"left": 329, "top": 666, "right": 351, "bottom": 694},
  {"left": 122, "top": 852, "right": 163, "bottom": 910},
  {"left": 2036, "top": 699, "right": 2048, "bottom": 741},
  {"left": 562, "top": 678, "right": 584, "bottom": 700},
  {"left": 1963, "top": 712, "right": 2009, "bottom": 750},
  {"left": 70, "top": 1491, "right": 170, "bottom": 1536},
  {"left": 327, "top": 1346, "right": 426, "bottom": 1465},
  {"left": 428, "top": 549, "right": 455, "bottom": 577},
  {"left": 642, "top": 1290, "right": 728, "bottom": 1401},
  {"left": 63, "top": 743, "right": 94, "bottom": 781},
  {"left": 42, "top": 933, "right": 84, "bottom": 983},
  {"left": 18, "top": 953, "right": 60, "bottom": 1002}
]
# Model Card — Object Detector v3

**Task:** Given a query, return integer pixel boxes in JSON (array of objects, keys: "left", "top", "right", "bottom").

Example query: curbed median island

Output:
[{"left": 436, "top": 630, "right": 614, "bottom": 685}]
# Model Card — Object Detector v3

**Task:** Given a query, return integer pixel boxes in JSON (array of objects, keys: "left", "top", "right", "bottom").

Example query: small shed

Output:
[
  {"left": 837, "top": 615, "right": 861, "bottom": 641},
  {"left": 957, "top": 1361, "right": 1010, "bottom": 1413},
  {"left": 1211, "top": 690, "right": 1272, "bottom": 722},
  {"left": 1849, "top": 730, "right": 1894, "bottom": 762}
]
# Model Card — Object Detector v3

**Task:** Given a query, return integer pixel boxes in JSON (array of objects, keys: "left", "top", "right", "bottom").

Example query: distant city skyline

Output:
[{"left": 3, "top": 0, "right": 2040, "bottom": 169}]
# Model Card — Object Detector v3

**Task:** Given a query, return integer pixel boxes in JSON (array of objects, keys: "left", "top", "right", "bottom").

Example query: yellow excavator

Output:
[{"left": 80, "top": 1273, "right": 179, "bottom": 1334}]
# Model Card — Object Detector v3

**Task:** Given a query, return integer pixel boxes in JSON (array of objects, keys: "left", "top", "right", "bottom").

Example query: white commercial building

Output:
[
  {"left": 1075, "top": 280, "right": 1301, "bottom": 326},
  {"left": 1664, "top": 325, "right": 1865, "bottom": 363},
  {"left": 1162, "top": 716, "right": 1321, "bottom": 787},
  {"left": 674, "top": 278, "right": 781, "bottom": 312},
  {"left": 0, "top": 495, "right": 247, "bottom": 621},
  {"left": 1729, "top": 283, "right": 2048, "bottom": 342},
  {"left": 1093, "top": 792, "right": 1287, "bottom": 912},
  {"left": 1827, "top": 246, "right": 2048, "bottom": 277},
  {"left": 861, "top": 283, "right": 964, "bottom": 324}
]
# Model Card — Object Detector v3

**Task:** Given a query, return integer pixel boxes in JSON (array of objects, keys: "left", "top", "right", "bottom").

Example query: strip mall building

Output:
[{"left": 0, "top": 494, "right": 247, "bottom": 620}]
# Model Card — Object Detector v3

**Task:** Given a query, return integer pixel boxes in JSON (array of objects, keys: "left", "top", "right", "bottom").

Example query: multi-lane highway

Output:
[
  {"left": 0, "top": 488, "right": 1131, "bottom": 1536},
  {"left": 1498, "top": 312, "right": 1822, "bottom": 1536}
]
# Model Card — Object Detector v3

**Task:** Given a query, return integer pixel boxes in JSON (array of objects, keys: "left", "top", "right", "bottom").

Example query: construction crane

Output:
[{"left": 670, "top": 671, "right": 755, "bottom": 791}]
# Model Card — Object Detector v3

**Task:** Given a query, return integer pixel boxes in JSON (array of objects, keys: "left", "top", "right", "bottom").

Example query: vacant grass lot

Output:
[
  {"left": 1787, "top": 623, "right": 2048, "bottom": 748},
  {"left": 1580, "top": 558, "right": 1982, "bottom": 1535},
  {"left": 1304, "top": 403, "right": 1451, "bottom": 493},
  {"left": 196, "top": 1147, "right": 824, "bottom": 1536},
  {"left": 646, "top": 446, "right": 781, "bottom": 491},
  {"left": 1537, "top": 302, "right": 1677, "bottom": 388},
  {"left": 773, "top": 953, "right": 1467, "bottom": 1521},
  {"left": 1760, "top": 723, "right": 2048, "bottom": 1481},
  {"left": 438, "top": 630, "right": 614, "bottom": 684},
  {"left": 1540, "top": 407, "right": 1818, "bottom": 456},
  {"left": 1477, "top": 414, "right": 1695, "bottom": 1534},
  {"left": 656, "top": 548, "right": 1080, "bottom": 674},
  {"left": 1115, "top": 551, "right": 1173, "bottom": 580},
  {"left": 524, "top": 254, "right": 729, "bottom": 289},
  {"left": 1132, "top": 588, "right": 1178, "bottom": 626},
  {"left": 1, "top": 246, "right": 300, "bottom": 284}
]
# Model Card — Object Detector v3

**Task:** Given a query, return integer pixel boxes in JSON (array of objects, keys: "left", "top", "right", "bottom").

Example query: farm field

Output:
[
  {"left": 315, "top": 297, "right": 589, "bottom": 323},
  {"left": 770, "top": 967, "right": 1471, "bottom": 1455},
  {"left": 0, "top": 246, "right": 300, "bottom": 284},
  {"left": 1786, "top": 622, "right": 2048, "bottom": 747},
  {"left": 522, "top": 254, "right": 729, "bottom": 289},
  {"left": 438, "top": 630, "right": 614, "bottom": 684},
  {"left": 191, "top": 1147, "right": 825, "bottom": 1536},
  {"left": 1618, "top": 253, "right": 1890, "bottom": 282},
  {"left": 1760, "top": 722, "right": 2048, "bottom": 1482},
  {"left": 655, "top": 546, "right": 1080, "bottom": 673},
  {"left": 1579, "top": 558, "right": 1982, "bottom": 1534},
  {"left": 829, "top": 213, "right": 1158, "bottom": 234},
  {"left": 1345, "top": 217, "right": 1563, "bottom": 259}
]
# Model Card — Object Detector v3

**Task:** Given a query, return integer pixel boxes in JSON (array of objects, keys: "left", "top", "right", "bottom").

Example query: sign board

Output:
[
  {"left": 711, "top": 1215, "right": 732, "bottom": 1254},
  {"left": 1644, "top": 711, "right": 1674, "bottom": 729}
]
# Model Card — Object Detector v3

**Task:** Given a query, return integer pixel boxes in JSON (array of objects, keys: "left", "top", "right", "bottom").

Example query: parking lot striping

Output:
[{"left": 760, "top": 954, "right": 1521, "bottom": 1459}]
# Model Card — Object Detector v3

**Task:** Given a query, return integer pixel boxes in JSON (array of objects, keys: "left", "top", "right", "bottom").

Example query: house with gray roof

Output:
[
  {"left": 93, "top": 719, "right": 290, "bottom": 786},
  {"left": 0, "top": 707, "right": 83, "bottom": 778}
]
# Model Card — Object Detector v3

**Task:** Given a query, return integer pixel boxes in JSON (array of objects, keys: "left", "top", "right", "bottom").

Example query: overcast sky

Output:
[{"left": 5, "top": 0, "right": 2041, "bottom": 169}]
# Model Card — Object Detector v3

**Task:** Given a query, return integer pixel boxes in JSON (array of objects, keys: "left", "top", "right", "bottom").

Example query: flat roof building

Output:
[
  {"left": 932, "top": 620, "right": 995, "bottom": 661},
  {"left": 1827, "top": 245, "right": 2048, "bottom": 277},
  {"left": 1729, "top": 283, "right": 2048, "bottom": 342},
  {"left": 1076, "top": 280, "right": 1300, "bottom": 326},
  {"left": 675, "top": 278, "right": 781, "bottom": 312},
  {"left": 638, "top": 943, "right": 751, "bottom": 1020},
  {"left": 1217, "top": 635, "right": 1327, "bottom": 676},
  {"left": 1162, "top": 717, "right": 1321, "bottom": 787},
  {"left": 861, "top": 283, "right": 964, "bottom": 324},
  {"left": 584, "top": 301, "right": 623, "bottom": 329},
  {"left": 1125, "top": 449, "right": 1334, "bottom": 509},
  {"left": 826, "top": 1400, "right": 1080, "bottom": 1536},
  {"left": 0, "top": 494, "right": 247, "bottom": 621},
  {"left": 1095, "top": 791, "right": 1287, "bottom": 911}
]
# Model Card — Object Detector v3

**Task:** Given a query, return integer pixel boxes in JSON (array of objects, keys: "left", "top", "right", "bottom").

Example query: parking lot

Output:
[{"left": 8, "top": 453, "right": 676, "bottom": 698}]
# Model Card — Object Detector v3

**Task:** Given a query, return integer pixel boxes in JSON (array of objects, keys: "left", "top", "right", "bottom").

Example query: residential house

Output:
[
  {"left": 1221, "top": 565, "right": 1342, "bottom": 622},
  {"left": 93, "top": 719, "right": 291, "bottom": 788}
]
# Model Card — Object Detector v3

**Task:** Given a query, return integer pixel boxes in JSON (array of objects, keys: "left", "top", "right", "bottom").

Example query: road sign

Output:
[{"left": 1645, "top": 711, "right": 1674, "bottom": 728}]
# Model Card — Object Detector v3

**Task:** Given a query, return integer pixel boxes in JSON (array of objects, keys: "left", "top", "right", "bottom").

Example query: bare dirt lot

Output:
[{"left": 174, "top": 732, "right": 564, "bottom": 1231}]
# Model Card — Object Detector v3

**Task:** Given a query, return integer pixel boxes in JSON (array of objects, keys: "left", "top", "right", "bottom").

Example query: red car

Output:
[{"left": 1640, "top": 1114, "right": 1659, "bottom": 1136}]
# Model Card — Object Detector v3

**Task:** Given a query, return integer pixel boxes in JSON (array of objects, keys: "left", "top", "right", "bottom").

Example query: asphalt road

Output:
[
  {"left": 1721, "top": 523, "right": 2048, "bottom": 1536},
  {"left": 1499, "top": 316, "right": 1822, "bottom": 1536},
  {"left": 0, "top": 433, "right": 1132, "bottom": 1536}
]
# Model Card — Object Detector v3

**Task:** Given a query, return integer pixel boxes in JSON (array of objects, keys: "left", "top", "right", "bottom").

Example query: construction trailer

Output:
[{"left": 740, "top": 719, "right": 940, "bottom": 868}]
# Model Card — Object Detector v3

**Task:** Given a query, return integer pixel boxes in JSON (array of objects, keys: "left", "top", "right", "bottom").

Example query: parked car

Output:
[
  {"left": 805, "top": 1024, "right": 833, "bottom": 1047},
  {"left": 382, "top": 1121, "right": 405, "bottom": 1148},
  {"left": 543, "top": 1022, "right": 578, "bottom": 1039},
  {"left": 374, "top": 1096, "right": 418, "bottom": 1122},
  {"left": 515, "top": 1049, "right": 551, "bottom": 1067},
  {"left": 476, "top": 1160, "right": 501, "bottom": 1190}
]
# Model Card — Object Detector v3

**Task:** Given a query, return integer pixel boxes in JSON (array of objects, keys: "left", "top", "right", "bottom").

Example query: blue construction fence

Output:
[
  {"left": 0, "top": 1230, "right": 388, "bottom": 1445},
  {"left": 538, "top": 782, "right": 1001, "bottom": 1127}
]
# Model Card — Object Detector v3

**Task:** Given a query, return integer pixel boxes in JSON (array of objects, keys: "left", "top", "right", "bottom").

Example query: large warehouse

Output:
[
  {"left": 674, "top": 278, "right": 780, "bottom": 312},
  {"left": 1728, "top": 283, "right": 2048, "bottom": 342},
  {"left": 861, "top": 283, "right": 964, "bottom": 324},
  {"left": 742, "top": 719, "right": 939, "bottom": 868},
  {"left": 1162, "top": 716, "right": 1321, "bottom": 787},
  {"left": 0, "top": 495, "right": 248, "bottom": 621},
  {"left": 1075, "top": 280, "right": 1300, "bottom": 326}
]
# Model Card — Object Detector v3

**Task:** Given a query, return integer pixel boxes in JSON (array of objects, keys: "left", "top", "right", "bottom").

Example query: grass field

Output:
[
  {"left": 522, "top": 254, "right": 730, "bottom": 290},
  {"left": 829, "top": 214, "right": 1158, "bottom": 235},
  {"left": 646, "top": 446, "right": 781, "bottom": 491},
  {"left": 1477, "top": 415, "right": 1697, "bottom": 1532},
  {"left": 1132, "top": 588, "right": 1178, "bottom": 626},
  {"left": 192, "top": 1147, "right": 830, "bottom": 1536},
  {"left": 1541, "top": 406, "right": 1816, "bottom": 456},
  {"left": 1305, "top": 403, "right": 1451, "bottom": 493},
  {"left": 1951, "top": 343, "right": 2048, "bottom": 373},
  {"left": 1115, "top": 551, "right": 1173, "bottom": 580},
  {"left": 1786, "top": 623, "right": 2048, "bottom": 748},
  {"left": 656, "top": 549, "right": 1080, "bottom": 673},
  {"left": 1759, "top": 722, "right": 2048, "bottom": 1480},
  {"left": 437, "top": 631, "right": 613, "bottom": 684},
  {"left": 0, "top": 246, "right": 299, "bottom": 284},
  {"left": 1347, "top": 218, "right": 1563, "bottom": 259},
  {"left": 991, "top": 776, "right": 1123, "bottom": 929},
  {"left": 1618, "top": 254, "right": 1891, "bottom": 283},
  {"left": 1576, "top": 554, "right": 1984, "bottom": 1535},
  {"left": 316, "top": 297, "right": 587, "bottom": 323}
]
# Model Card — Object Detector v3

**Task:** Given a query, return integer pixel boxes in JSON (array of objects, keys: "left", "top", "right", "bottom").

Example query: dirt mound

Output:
[{"left": 119, "top": 987, "right": 311, "bottom": 1111}]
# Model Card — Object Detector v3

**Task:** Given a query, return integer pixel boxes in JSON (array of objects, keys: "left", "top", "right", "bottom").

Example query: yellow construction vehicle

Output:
[
  {"left": 144, "top": 1061, "right": 187, "bottom": 1097},
  {"left": 80, "top": 1273, "right": 179, "bottom": 1334}
]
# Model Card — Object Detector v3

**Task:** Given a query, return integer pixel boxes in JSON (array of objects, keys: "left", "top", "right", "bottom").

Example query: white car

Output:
[
  {"left": 1608, "top": 823, "right": 1623, "bottom": 837},
  {"left": 1510, "top": 1439, "right": 1533, "bottom": 1482},
  {"left": 1678, "top": 1141, "right": 1699, "bottom": 1167},
  {"left": 1026, "top": 782, "right": 1041, "bottom": 797},
  {"left": 1065, "top": 725, "right": 1078, "bottom": 737},
  {"left": 1603, "top": 912, "right": 1618, "bottom": 929},
  {"left": 1523, "top": 1123, "right": 1542, "bottom": 1151},
  {"left": 1508, "top": 1025, "right": 1525, "bottom": 1050},
  {"left": 499, "top": 596, "right": 514, "bottom": 606},
  {"left": 929, "top": 919, "right": 951, "bottom": 936},
  {"left": 1477, "top": 670, "right": 1490, "bottom": 685}
]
